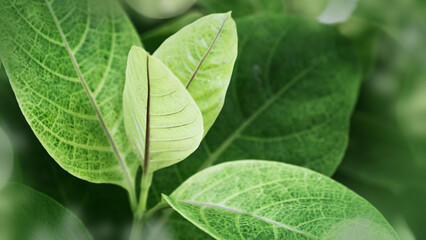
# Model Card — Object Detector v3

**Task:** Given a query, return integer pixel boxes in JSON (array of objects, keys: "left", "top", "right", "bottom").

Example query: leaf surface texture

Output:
[
  {"left": 0, "top": 0, "right": 141, "bottom": 188},
  {"left": 154, "top": 12, "right": 238, "bottom": 136},
  {"left": 165, "top": 160, "right": 399, "bottom": 240}
]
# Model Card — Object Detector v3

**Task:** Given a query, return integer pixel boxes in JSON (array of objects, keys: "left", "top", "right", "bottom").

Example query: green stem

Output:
[
  {"left": 129, "top": 216, "right": 144, "bottom": 240},
  {"left": 128, "top": 189, "right": 138, "bottom": 212},
  {"left": 135, "top": 171, "right": 154, "bottom": 218},
  {"left": 129, "top": 171, "right": 153, "bottom": 240},
  {"left": 144, "top": 202, "right": 171, "bottom": 220}
]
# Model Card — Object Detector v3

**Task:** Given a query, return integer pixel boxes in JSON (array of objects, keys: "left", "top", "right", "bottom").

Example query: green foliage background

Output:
[{"left": 0, "top": 0, "right": 425, "bottom": 239}]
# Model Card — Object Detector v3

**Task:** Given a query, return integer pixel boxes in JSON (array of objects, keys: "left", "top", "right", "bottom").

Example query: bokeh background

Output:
[{"left": 1, "top": 0, "right": 425, "bottom": 239}]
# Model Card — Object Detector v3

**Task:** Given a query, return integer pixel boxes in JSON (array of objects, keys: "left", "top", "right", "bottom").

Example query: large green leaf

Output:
[
  {"left": 149, "top": 14, "right": 362, "bottom": 208},
  {"left": 154, "top": 12, "right": 238, "bottom": 136},
  {"left": 0, "top": 0, "right": 141, "bottom": 189},
  {"left": 123, "top": 47, "right": 203, "bottom": 172},
  {"left": 0, "top": 183, "right": 92, "bottom": 240},
  {"left": 164, "top": 160, "right": 398, "bottom": 240}
]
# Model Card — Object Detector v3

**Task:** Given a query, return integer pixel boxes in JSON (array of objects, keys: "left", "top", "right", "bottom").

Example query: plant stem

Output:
[
  {"left": 135, "top": 171, "right": 153, "bottom": 218},
  {"left": 129, "top": 171, "right": 153, "bottom": 240},
  {"left": 144, "top": 202, "right": 171, "bottom": 220},
  {"left": 129, "top": 216, "right": 144, "bottom": 240},
  {"left": 128, "top": 189, "right": 138, "bottom": 212}
]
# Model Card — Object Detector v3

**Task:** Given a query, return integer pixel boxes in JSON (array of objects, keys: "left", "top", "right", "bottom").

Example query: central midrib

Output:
[
  {"left": 186, "top": 14, "right": 228, "bottom": 89},
  {"left": 45, "top": 0, "right": 134, "bottom": 191},
  {"left": 144, "top": 55, "right": 151, "bottom": 174}
]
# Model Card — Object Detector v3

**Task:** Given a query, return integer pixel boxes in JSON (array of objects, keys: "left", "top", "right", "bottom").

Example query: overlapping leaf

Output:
[
  {"left": 165, "top": 160, "right": 399, "bottom": 240},
  {"left": 154, "top": 12, "right": 238, "bottom": 136},
  {"left": 123, "top": 47, "right": 203, "bottom": 172},
  {"left": 0, "top": 0, "right": 141, "bottom": 189}
]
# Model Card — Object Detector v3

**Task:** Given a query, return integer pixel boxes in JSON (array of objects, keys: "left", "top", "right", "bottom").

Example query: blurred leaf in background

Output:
[
  {"left": 126, "top": 0, "right": 197, "bottom": 19},
  {"left": 0, "top": 183, "right": 92, "bottom": 240},
  {"left": 335, "top": 0, "right": 426, "bottom": 239},
  {"left": 0, "top": 126, "right": 13, "bottom": 190},
  {"left": 197, "top": 0, "right": 286, "bottom": 18}
]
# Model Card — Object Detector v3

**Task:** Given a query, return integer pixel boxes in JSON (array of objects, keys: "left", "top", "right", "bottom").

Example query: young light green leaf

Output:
[
  {"left": 154, "top": 12, "right": 238, "bottom": 136},
  {"left": 0, "top": 127, "right": 13, "bottom": 190},
  {"left": 0, "top": 183, "right": 92, "bottom": 240},
  {"left": 123, "top": 47, "right": 203, "bottom": 173},
  {"left": 164, "top": 160, "right": 399, "bottom": 240},
  {"left": 0, "top": 0, "right": 141, "bottom": 189}
]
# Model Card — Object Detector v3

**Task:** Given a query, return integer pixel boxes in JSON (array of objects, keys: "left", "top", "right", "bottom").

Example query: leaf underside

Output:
[{"left": 123, "top": 47, "right": 203, "bottom": 173}]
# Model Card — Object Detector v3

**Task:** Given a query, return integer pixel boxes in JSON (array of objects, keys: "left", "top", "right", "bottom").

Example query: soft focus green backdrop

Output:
[{"left": 1, "top": 0, "right": 425, "bottom": 239}]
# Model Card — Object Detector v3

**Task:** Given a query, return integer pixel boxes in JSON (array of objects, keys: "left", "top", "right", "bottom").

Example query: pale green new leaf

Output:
[
  {"left": 154, "top": 13, "right": 238, "bottom": 136},
  {"left": 165, "top": 160, "right": 399, "bottom": 240},
  {"left": 123, "top": 47, "right": 203, "bottom": 172},
  {"left": 0, "top": 183, "right": 92, "bottom": 240},
  {"left": 0, "top": 0, "right": 141, "bottom": 189}
]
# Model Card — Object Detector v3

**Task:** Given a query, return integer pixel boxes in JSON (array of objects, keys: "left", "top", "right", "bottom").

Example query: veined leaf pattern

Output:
[
  {"left": 154, "top": 12, "right": 238, "bottom": 136},
  {"left": 165, "top": 160, "right": 399, "bottom": 240},
  {"left": 123, "top": 47, "right": 203, "bottom": 173},
  {"left": 0, "top": 0, "right": 141, "bottom": 189}
]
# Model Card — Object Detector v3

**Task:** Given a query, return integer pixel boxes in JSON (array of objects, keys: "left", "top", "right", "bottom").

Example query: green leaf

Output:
[
  {"left": 0, "top": 183, "right": 92, "bottom": 240},
  {"left": 154, "top": 12, "right": 238, "bottom": 136},
  {"left": 123, "top": 46, "right": 203, "bottom": 172},
  {"left": 164, "top": 160, "right": 399, "bottom": 240},
  {"left": 149, "top": 14, "right": 362, "bottom": 208},
  {"left": 0, "top": 0, "right": 141, "bottom": 189},
  {"left": 126, "top": 0, "right": 196, "bottom": 19},
  {"left": 0, "top": 126, "right": 13, "bottom": 190}
]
